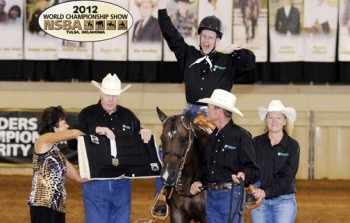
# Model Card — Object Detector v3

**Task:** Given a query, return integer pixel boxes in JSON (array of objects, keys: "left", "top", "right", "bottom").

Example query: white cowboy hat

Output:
[
  {"left": 197, "top": 89, "right": 243, "bottom": 116},
  {"left": 258, "top": 100, "right": 296, "bottom": 124},
  {"left": 91, "top": 73, "right": 131, "bottom": 96}
]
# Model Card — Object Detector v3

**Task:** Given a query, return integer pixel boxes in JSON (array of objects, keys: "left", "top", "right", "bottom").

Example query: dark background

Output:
[{"left": 1, "top": 60, "right": 350, "bottom": 84}]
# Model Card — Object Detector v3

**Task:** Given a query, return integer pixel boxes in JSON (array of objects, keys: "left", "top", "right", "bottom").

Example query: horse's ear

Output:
[
  {"left": 156, "top": 106, "right": 167, "bottom": 123},
  {"left": 183, "top": 111, "right": 193, "bottom": 128}
]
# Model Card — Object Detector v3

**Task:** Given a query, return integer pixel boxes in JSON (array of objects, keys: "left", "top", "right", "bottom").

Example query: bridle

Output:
[{"left": 161, "top": 115, "right": 195, "bottom": 198}]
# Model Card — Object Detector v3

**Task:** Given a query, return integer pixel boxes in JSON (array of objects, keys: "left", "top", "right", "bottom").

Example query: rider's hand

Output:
[
  {"left": 190, "top": 181, "right": 203, "bottom": 195},
  {"left": 222, "top": 42, "right": 243, "bottom": 54},
  {"left": 232, "top": 172, "right": 245, "bottom": 184}
]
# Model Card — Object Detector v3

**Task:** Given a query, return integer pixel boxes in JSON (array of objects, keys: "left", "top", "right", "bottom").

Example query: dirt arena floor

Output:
[{"left": 1, "top": 175, "right": 349, "bottom": 223}]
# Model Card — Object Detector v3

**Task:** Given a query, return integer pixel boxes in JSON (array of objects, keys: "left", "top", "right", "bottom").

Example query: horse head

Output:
[
  {"left": 156, "top": 107, "right": 194, "bottom": 187},
  {"left": 156, "top": 107, "right": 208, "bottom": 223},
  {"left": 157, "top": 107, "right": 208, "bottom": 188}
]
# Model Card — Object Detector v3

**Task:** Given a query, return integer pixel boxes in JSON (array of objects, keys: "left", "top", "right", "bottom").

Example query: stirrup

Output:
[
  {"left": 245, "top": 184, "right": 263, "bottom": 209},
  {"left": 150, "top": 186, "right": 169, "bottom": 220}
]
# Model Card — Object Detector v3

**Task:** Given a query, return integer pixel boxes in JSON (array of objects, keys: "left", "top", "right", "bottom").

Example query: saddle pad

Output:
[{"left": 78, "top": 134, "right": 162, "bottom": 179}]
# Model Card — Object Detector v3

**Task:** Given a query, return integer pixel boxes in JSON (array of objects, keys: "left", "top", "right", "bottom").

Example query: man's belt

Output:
[{"left": 210, "top": 182, "right": 233, "bottom": 190}]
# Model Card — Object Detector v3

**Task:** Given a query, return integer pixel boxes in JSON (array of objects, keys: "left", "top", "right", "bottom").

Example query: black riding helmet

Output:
[{"left": 198, "top": 15, "right": 223, "bottom": 39}]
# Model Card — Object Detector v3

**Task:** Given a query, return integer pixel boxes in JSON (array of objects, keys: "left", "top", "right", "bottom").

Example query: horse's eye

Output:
[{"left": 180, "top": 137, "right": 188, "bottom": 144}]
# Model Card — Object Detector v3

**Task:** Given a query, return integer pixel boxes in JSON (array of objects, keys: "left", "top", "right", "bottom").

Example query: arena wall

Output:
[{"left": 1, "top": 81, "right": 349, "bottom": 180}]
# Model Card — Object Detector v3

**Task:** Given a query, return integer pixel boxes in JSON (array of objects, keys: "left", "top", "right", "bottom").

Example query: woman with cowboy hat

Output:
[
  {"left": 190, "top": 89, "right": 260, "bottom": 223},
  {"left": 250, "top": 100, "right": 300, "bottom": 223}
]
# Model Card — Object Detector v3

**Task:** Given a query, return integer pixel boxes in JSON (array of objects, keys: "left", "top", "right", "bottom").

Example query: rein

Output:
[{"left": 228, "top": 178, "right": 245, "bottom": 223}]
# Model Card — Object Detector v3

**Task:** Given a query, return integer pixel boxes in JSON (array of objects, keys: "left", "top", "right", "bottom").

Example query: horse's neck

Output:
[{"left": 182, "top": 137, "right": 206, "bottom": 178}]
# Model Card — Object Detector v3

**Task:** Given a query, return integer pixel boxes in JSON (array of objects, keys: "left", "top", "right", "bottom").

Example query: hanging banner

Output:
[
  {"left": 0, "top": 0, "right": 24, "bottom": 60},
  {"left": 233, "top": 0, "right": 267, "bottom": 62},
  {"left": 163, "top": 0, "right": 198, "bottom": 61},
  {"left": 128, "top": 0, "right": 162, "bottom": 61},
  {"left": 58, "top": 40, "right": 93, "bottom": 59},
  {"left": 93, "top": 0, "right": 129, "bottom": 61},
  {"left": 303, "top": 0, "right": 338, "bottom": 62},
  {"left": 269, "top": 0, "right": 303, "bottom": 62},
  {"left": 338, "top": 0, "right": 350, "bottom": 61},
  {"left": 0, "top": 109, "right": 78, "bottom": 164},
  {"left": 198, "top": 0, "right": 232, "bottom": 53},
  {"left": 24, "top": 0, "right": 59, "bottom": 60}
]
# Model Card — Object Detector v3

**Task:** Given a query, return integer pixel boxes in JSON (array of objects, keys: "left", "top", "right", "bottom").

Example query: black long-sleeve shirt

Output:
[
  {"left": 253, "top": 132, "right": 300, "bottom": 199},
  {"left": 76, "top": 101, "right": 141, "bottom": 136},
  {"left": 197, "top": 120, "right": 259, "bottom": 187},
  {"left": 158, "top": 9, "right": 256, "bottom": 104}
]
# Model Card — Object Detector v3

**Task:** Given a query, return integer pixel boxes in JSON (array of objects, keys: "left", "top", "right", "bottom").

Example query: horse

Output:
[
  {"left": 156, "top": 107, "right": 209, "bottom": 223},
  {"left": 240, "top": 0, "right": 261, "bottom": 42}
]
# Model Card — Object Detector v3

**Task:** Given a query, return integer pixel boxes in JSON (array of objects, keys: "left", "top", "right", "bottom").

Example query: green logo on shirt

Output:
[
  {"left": 224, "top": 144, "right": 236, "bottom": 150},
  {"left": 122, "top": 124, "right": 131, "bottom": 130},
  {"left": 278, "top": 152, "right": 289, "bottom": 157},
  {"left": 213, "top": 65, "right": 226, "bottom": 71}
]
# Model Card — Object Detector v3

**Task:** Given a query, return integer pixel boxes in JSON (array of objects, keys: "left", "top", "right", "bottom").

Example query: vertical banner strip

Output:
[
  {"left": 269, "top": 0, "right": 304, "bottom": 62},
  {"left": 338, "top": 0, "right": 350, "bottom": 61},
  {"left": 303, "top": 0, "right": 338, "bottom": 62},
  {"left": 233, "top": 0, "right": 268, "bottom": 62}
]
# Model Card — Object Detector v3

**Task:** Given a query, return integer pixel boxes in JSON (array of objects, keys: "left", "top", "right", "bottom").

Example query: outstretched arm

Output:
[{"left": 66, "top": 158, "right": 89, "bottom": 183}]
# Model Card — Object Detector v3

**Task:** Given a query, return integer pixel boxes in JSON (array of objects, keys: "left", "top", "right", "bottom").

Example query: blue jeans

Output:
[
  {"left": 206, "top": 186, "right": 245, "bottom": 223},
  {"left": 82, "top": 179, "right": 131, "bottom": 223},
  {"left": 250, "top": 193, "right": 297, "bottom": 223}
]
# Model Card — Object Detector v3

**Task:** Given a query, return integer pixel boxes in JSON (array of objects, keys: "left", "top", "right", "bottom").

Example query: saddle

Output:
[
  {"left": 245, "top": 184, "right": 263, "bottom": 209},
  {"left": 193, "top": 111, "right": 215, "bottom": 131}
]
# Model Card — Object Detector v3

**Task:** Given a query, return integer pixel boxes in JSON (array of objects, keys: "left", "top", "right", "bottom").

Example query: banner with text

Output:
[
  {"left": 0, "top": 110, "right": 78, "bottom": 164},
  {"left": 93, "top": 0, "right": 129, "bottom": 61},
  {"left": 0, "top": 0, "right": 24, "bottom": 60},
  {"left": 269, "top": 0, "right": 304, "bottom": 62},
  {"left": 303, "top": 0, "right": 338, "bottom": 62},
  {"left": 127, "top": 0, "right": 162, "bottom": 61},
  {"left": 234, "top": 0, "right": 268, "bottom": 62},
  {"left": 24, "top": 0, "right": 60, "bottom": 60},
  {"left": 338, "top": 0, "right": 350, "bottom": 61}
]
